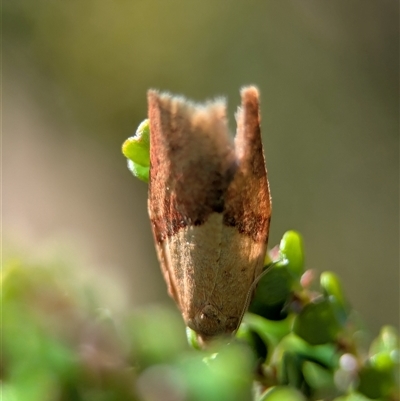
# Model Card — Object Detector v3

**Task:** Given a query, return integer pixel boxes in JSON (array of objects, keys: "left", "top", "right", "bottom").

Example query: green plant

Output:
[
  {"left": 121, "top": 119, "right": 399, "bottom": 400},
  {"left": 2, "top": 119, "right": 398, "bottom": 401},
  {"left": 2, "top": 236, "right": 399, "bottom": 400}
]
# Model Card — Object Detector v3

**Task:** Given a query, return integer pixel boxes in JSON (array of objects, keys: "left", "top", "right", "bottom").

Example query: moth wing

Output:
[{"left": 147, "top": 90, "right": 236, "bottom": 316}]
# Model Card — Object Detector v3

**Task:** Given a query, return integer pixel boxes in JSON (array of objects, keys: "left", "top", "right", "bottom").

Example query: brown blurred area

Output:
[{"left": 3, "top": 0, "right": 399, "bottom": 333}]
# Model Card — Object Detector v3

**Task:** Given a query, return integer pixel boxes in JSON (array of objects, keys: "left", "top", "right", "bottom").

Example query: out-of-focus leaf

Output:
[
  {"left": 281, "top": 351, "right": 304, "bottom": 388},
  {"left": 241, "top": 313, "right": 294, "bottom": 354},
  {"left": 357, "top": 359, "right": 396, "bottom": 399},
  {"left": 236, "top": 322, "right": 268, "bottom": 361},
  {"left": 258, "top": 385, "right": 307, "bottom": 401},
  {"left": 320, "top": 271, "right": 347, "bottom": 308},
  {"left": 186, "top": 326, "right": 201, "bottom": 350},
  {"left": 369, "top": 325, "right": 399, "bottom": 356},
  {"left": 127, "top": 307, "right": 188, "bottom": 368},
  {"left": 179, "top": 343, "right": 254, "bottom": 401},
  {"left": 302, "top": 360, "right": 334, "bottom": 391},
  {"left": 272, "top": 333, "right": 338, "bottom": 371},
  {"left": 293, "top": 298, "right": 342, "bottom": 345},
  {"left": 249, "top": 265, "right": 293, "bottom": 320},
  {"left": 278, "top": 231, "right": 305, "bottom": 277},
  {"left": 333, "top": 391, "right": 376, "bottom": 401}
]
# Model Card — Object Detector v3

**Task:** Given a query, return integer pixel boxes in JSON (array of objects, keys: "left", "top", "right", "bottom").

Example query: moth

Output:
[{"left": 147, "top": 86, "right": 271, "bottom": 344}]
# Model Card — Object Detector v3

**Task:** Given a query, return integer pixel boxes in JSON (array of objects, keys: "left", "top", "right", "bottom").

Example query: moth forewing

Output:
[{"left": 147, "top": 87, "right": 271, "bottom": 344}]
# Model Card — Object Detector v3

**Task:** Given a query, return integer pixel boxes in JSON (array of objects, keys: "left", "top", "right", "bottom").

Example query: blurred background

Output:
[{"left": 3, "top": 0, "right": 398, "bottom": 335}]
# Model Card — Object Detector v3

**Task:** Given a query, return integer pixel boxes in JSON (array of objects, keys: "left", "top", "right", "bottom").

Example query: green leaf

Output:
[
  {"left": 249, "top": 265, "right": 293, "bottom": 320},
  {"left": 293, "top": 298, "right": 342, "bottom": 345},
  {"left": 278, "top": 231, "right": 305, "bottom": 277},
  {"left": 258, "top": 386, "right": 307, "bottom": 401},
  {"left": 302, "top": 360, "right": 334, "bottom": 390},
  {"left": 186, "top": 326, "right": 201, "bottom": 350},
  {"left": 320, "top": 271, "right": 348, "bottom": 313},
  {"left": 122, "top": 119, "right": 150, "bottom": 182},
  {"left": 333, "top": 391, "right": 377, "bottom": 401},
  {"left": 271, "top": 333, "right": 338, "bottom": 387},
  {"left": 127, "top": 160, "right": 150, "bottom": 182},
  {"left": 281, "top": 351, "right": 304, "bottom": 388},
  {"left": 178, "top": 343, "right": 254, "bottom": 401},
  {"left": 357, "top": 362, "right": 395, "bottom": 399},
  {"left": 241, "top": 313, "right": 294, "bottom": 353},
  {"left": 369, "top": 325, "right": 399, "bottom": 356},
  {"left": 128, "top": 307, "right": 188, "bottom": 368},
  {"left": 236, "top": 322, "right": 268, "bottom": 361}
]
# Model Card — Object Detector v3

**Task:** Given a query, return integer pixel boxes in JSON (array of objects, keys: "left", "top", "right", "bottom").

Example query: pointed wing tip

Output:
[
  {"left": 240, "top": 86, "right": 260, "bottom": 103},
  {"left": 147, "top": 88, "right": 159, "bottom": 99},
  {"left": 148, "top": 89, "right": 178, "bottom": 109},
  {"left": 236, "top": 86, "right": 260, "bottom": 127}
]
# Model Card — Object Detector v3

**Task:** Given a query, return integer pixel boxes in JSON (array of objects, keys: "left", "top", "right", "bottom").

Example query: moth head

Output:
[{"left": 189, "top": 304, "right": 240, "bottom": 345}]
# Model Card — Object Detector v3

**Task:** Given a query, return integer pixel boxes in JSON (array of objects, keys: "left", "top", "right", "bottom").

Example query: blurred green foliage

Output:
[
  {"left": 3, "top": 0, "right": 398, "bottom": 339},
  {"left": 3, "top": 232, "right": 399, "bottom": 400}
]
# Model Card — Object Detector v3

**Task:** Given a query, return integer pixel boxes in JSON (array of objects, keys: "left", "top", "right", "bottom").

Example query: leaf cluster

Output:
[{"left": 2, "top": 232, "right": 399, "bottom": 401}]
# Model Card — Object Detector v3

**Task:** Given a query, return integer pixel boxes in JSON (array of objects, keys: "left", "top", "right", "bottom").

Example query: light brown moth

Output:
[{"left": 147, "top": 86, "right": 271, "bottom": 344}]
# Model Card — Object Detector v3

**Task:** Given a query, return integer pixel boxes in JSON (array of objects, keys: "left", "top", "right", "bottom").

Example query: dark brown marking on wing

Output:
[
  {"left": 223, "top": 87, "right": 271, "bottom": 243},
  {"left": 147, "top": 87, "right": 271, "bottom": 245},
  {"left": 148, "top": 90, "right": 237, "bottom": 243}
]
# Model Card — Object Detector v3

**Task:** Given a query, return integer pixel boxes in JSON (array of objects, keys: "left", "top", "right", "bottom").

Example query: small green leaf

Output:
[
  {"left": 370, "top": 352, "right": 395, "bottom": 371},
  {"left": 357, "top": 361, "right": 395, "bottom": 399},
  {"left": 122, "top": 119, "right": 150, "bottom": 166},
  {"left": 272, "top": 333, "right": 311, "bottom": 366},
  {"left": 320, "top": 271, "right": 348, "bottom": 312},
  {"left": 369, "top": 325, "right": 399, "bottom": 356},
  {"left": 186, "top": 326, "right": 201, "bottom": 350},
  {"left": 236, "top": 322, "right": 268, "bottom": 361},
  {"left": 122, "top": 119, "right": 150, "bottom": 182},
  {"left": 302, "top": 360, "right": 334, "bottom": 390},
  {"left": 272, "top": 333, "right": 338, "bottom": 378},
  {"left": 278, "top": 231, "right": 305, "bottom": 277},
  {"left": 281, "top": 351, "right": 304, "bottom": 388},
  {"left": 127, "top": 160, "right": 150, "bottom": 182},
  {"left": 293, "top": 298, "right": 341, "bottom": 345},
  {"left": 242, "top": 313, "right": 294, "bottom": 353},
  {"left": 249, "top": 265, "right": 293, "bottom": 320}
]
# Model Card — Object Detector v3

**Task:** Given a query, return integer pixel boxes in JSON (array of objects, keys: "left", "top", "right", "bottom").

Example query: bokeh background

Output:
[{"left": 4, "top": 0, "right": 399, "bottom": 335}]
